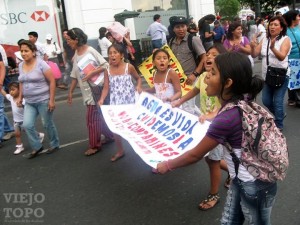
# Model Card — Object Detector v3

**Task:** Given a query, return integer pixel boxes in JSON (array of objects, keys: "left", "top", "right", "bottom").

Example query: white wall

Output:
[
  {"left": 64, "top": 0, "right": 136, "bottom": 39},
  {"left": 63, "top": 0, "right": 215, "bottom": 40}
]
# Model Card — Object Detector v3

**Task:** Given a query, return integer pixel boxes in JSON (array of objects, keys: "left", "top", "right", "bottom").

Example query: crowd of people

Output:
[{"left": 0, "top": 8, "right": 297, "bottom": 225}]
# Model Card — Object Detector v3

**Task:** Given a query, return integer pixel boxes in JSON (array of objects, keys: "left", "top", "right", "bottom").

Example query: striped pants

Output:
[{"left": 86, "top": 105, "right": 113, "bottom": 149}]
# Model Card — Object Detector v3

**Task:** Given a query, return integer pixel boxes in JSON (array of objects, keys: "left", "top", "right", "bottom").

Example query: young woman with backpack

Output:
[{"left": 156, "top": 52, "right": 288, "bottom": 225}]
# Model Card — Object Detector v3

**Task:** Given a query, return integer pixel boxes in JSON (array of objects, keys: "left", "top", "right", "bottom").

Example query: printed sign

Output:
[
  {"left": 138, "top": 45, "right": 193, "bottom": 96},
  {"left": 288, "top": 59, "right": 300, "bottom": 90},
  {"left": 101, "top": 92, "right": 210, "bottom": 168}
]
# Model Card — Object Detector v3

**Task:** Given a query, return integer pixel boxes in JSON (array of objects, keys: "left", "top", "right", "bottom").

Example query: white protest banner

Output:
[
  {"left": 288, "top": 59, "right": 300, "bottom": 90},
  {"left": 101, "top": 92, "right": 210, "bottom": 168}
]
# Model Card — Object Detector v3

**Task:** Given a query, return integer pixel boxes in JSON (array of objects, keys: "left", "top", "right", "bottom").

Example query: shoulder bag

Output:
[{"left": 265, "top": 38, "right": 287, "bottom": 88}]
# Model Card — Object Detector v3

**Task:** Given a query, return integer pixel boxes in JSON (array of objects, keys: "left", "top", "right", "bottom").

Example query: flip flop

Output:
[{"left": 111, "top": 153, "right": 125, "bottom": 162}]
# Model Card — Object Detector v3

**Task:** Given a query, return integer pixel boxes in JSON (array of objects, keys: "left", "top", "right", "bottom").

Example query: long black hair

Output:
[
  {"left": 67, "top": 28, "right": 88, "bottom": 47},
  {"left": 214, "top": 52, "right": 263, "bottom": 101}
]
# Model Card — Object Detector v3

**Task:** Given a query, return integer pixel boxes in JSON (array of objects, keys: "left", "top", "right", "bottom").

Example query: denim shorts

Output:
[
  {"left": 221, "top": 177, "right": 277, "bottom": 225},
  {"left": 207, "top": 144, "right": 224, "bottom": 161},
  {"left": 14, "top": 121, "right": 23, "bottom": 132}
]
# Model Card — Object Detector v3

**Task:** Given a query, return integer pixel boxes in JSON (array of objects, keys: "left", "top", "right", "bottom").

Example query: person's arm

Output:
[
  {"left": 271, "top": 37, "right": 291, "bottom": 61},
  {"left": 0, "top": 60, "right": 5, "bottom": 90},
  {"left": 250, "top": 35, "right": 262, "bottom": 58},
  {"left": 54, "top": 42, "right": 62, "bottom": 54},
  {"left": 171, "top": 87, "right": 199, "bottom": 108},
  {"left": 43, "top": 68, "right": 56, "bottom": 111},
  {"left": 144, "top": 86, "right": 156, "bottom": 94},
  {"left": 157, "top": 135, "right": 218, "bottom": 173},
  {"left": 167, "top": 69, "right": 181, "bottom": 102},
  {"left": 0, "top": 88, "right": 7, "bottom": 96},
  {"left": 129, "top": 64, "right": 142, "bottom": 93},
  {"left": 98, "top": 70, "right": 109, "bottom": 106},
  {"left": 67, "top": 78, "right": 77, "bottom": 105}
]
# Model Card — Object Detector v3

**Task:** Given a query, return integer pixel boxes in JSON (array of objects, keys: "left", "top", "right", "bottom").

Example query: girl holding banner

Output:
[
  {"left": 144, "top": 49, "right": 181, "bottom": 102},
  {"left": 98, "top": 43, "right": 142, "bottom": 162},
  {"left": 171, "top": 43, "right": 229, "bottom": 211}
]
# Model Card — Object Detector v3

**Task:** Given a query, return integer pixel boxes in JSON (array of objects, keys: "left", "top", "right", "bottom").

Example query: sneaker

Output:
[
  {"left": 14, "top": 145, "right": 24, "bottom": 155},
  {"left": 39, "top": 133, "right": 45, "bottom": 143},
  {"left": 2, "top": 132, "right": 15, "bottom": 141}
]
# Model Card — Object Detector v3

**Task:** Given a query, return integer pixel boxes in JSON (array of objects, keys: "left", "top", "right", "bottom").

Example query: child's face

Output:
[
  {"left": 153, "top": 52, "right": 169, "bottom": 71},
  {"left": 108, "top": 47, "right": 123, "bottom": 65},
  {"left": 9, "top": 86, "right": 19, "bottom": 98},
  {"left": 205, "top": 61, "right": 222, "bottom": 97},
  {"left": 205, "top": 48, "right": 219, "bottom": 72}
]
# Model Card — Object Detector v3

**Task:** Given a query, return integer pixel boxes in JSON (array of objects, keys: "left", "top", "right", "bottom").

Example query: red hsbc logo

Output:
[{"left": 30, "top": 11, "right": 49, "bottom": 22}]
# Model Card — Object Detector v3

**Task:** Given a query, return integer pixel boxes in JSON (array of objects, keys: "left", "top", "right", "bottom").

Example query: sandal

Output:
[
  {"left": 84, "top": 148, "right": 100, "bottom": 156},
  {"left": 198, "top": 193, "right": 220, "bottom": 211}
]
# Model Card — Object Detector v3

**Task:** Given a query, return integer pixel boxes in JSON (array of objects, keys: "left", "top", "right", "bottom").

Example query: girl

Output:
[
  {"left": 250, "top": 16, "right": 291, "bottom": 131},
  {"left": 144, "top": 49, "right": 181, "bottom": 102},
  {"left": 67, "top": 27, "right": 114, "bottom": 156},
  {"left": 98, "top": 43, "right": 142, "bottom": 162},
  {"left": 172, "top": 43, "right": 229, "bottom": 211},
  {"left": 1, "top": 82, "right": 44, "bottom": 155},
  {"left": 157, "top": 52, "right": 275, "bottom": 225}
]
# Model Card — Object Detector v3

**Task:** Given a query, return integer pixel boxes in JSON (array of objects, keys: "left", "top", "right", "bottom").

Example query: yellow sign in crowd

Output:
[{"left": 138, "top": 45, "right": 193, "bottom": 96}]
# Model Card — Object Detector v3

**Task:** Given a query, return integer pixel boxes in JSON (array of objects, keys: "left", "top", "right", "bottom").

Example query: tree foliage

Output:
[
  {"left": 239, "top": 0, "right": 293, "bottom": 13},
  {"left": 216, "top": 0, "right": 241, "bottom": 19}
]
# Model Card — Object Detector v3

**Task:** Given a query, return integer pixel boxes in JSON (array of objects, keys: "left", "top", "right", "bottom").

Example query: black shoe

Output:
[
  {"left": 27, "top": 147, "right": 44, "bottom": 159},
  {"left": 45, "top": 146, "right": 59, "bottom": 154}
]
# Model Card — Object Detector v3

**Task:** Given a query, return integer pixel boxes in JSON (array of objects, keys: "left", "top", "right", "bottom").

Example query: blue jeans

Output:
[
  {"left": 152, "top": 39, "right": 163, "bottom": 49},
  {"left": 221, "top": 178, "right": 277, "bottom": 225},
  {"left": 262, "top": 77, "right": 288, "bottom": 129},
  {"left": 23, "top": 100, "right": 59, "bottom": 151}
]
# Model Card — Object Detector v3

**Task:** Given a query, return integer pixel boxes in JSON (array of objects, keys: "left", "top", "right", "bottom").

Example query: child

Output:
[
  {"left": 157, "top": 52, "right": 276, "bottom": 224},
  {"left": 144, "top": 49, "right": 181, "bottom": 102},
  {"left": 98, "top": 43, "right": 142, "bottom": 162},
  {"left": 172, "top": 43, "right": 229, "bottom": 210},
  {"left": 1, "top": 82, "right": 44, "bottom": 155}
]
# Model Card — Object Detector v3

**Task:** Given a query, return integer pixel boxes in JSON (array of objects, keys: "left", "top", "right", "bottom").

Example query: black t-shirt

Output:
[
  {"left": 200, "top": 22, "right": 213, "bottom": 42},
  {"left": 0, "top": 52, "right": 3, "bottom": 62},
  {"left": 63, "top": 40, "right": 75, "bottom": 60}
]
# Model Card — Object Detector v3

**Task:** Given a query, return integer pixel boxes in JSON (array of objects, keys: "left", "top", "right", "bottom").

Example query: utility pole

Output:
[
  {"left": 185, "top": 0, "right": 189, "bottom": 18},
  {"left": 255, "top": 0, "right": 261, "bottom": 18}
]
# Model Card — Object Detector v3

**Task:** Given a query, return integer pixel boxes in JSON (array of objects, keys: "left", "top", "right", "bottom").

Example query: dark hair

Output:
[
  {"left": 282, "top": 9, "right": 299, "bottom": 27},
  {"left": 108, "top": 43, "right": 125, "bottom": 56},
  {"left": 99, "top": 27, "right": 107, "bottom": 39},
  {"left": 153, "top": 14, "right": 160, "bottom": 21},
  {"left": 214, "top": 52, "right": 263, "bottom": 101},
  {"left": 67, "top": 28, "right": 88, "bottom": 46},
  {"left": 152, "top": 49, "right": 170, "bottom": 61},
  {"left": 207, "top": 42, "right": 227, "bottom": 54},
  {"left": 8, "top": 82, "right": 19, "bottom": 90},
  {"left": 226, "top": 22, "right": 242, "bottom": 40},
  {"left": 250, "top": 15, "right": 254, "bottom": 20},
  {"left": 19, "top": 40, "right": 37, "bottom": 53},
  {"left": 267, "top": 16, "right": 287, "bottom": 39},
  {"left": 62, "top": 28, "right": 68, "bottom": 33},
  {"left": 256, "top": 18, "right": 264, "bottom": 26},
  {"left": 17, "top": 39, "right": 25, "bottom": 46},
  {"left": 28, "top": 31, "right": 38, "bottom": 38}
]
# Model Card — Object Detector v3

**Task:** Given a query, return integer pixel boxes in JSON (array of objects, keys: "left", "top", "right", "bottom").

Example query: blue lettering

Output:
[
  {"left": 155, "top": 123, "right": 170, "bottom": 133},
  {"left": 178, "top": 137, "right": 193, "bottom": 150},
  {"left": 166, "top": 132, "right": 180, "bottom": 141}
]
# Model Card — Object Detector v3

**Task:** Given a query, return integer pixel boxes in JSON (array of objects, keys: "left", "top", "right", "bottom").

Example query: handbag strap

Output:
[
  {"left": 266, "top": 38, "right": 270, "bottom": 66},
  {"left": 288, "top": 27, "right": 300, "bottom": 57},
  {"left": 53, "top": 42, "right": 57, "bottom": 51}
]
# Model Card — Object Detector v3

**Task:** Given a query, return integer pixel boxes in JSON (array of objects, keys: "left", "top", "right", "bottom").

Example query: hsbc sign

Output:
[
  {"left": 30, "top": 11, "right": 50, "bottom": 22},
  {"left": 0, "top": 10, "right": 50, "bottom": 25}
]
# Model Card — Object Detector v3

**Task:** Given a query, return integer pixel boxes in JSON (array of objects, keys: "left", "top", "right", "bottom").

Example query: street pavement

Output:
[{"left": 0, "top": 60, "right": 300, "bottom": 225}]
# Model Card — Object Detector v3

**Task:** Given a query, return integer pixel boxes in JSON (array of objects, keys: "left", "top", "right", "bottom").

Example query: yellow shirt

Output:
[{"left": 195, "top": 72, "right": 221, "bottom": 114}]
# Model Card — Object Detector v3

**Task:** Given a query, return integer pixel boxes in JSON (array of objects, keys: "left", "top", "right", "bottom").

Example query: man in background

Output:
[
  {"left": 146, "top": 14, "right": 168, "bottom": 49},
  {"left": 28, "top": 31, "right": 48, "bottom": 61}
]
